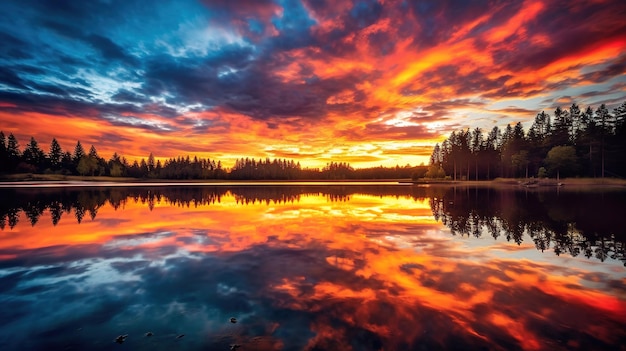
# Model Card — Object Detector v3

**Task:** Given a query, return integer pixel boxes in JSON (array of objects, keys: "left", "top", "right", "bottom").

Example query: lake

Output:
[{"left": 0, "top": 184, "right": 624, "bottom": 350}]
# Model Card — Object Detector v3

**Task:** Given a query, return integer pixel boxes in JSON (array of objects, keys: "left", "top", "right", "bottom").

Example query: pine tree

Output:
[
  {"left": 0, "top": 131, "right": 7, "bottom": 172},
  {"left": 147, "top": 153, "right": 155, "bottom": 173},
  {"left": 73, "top": 141, "right": 85, "bottom": 164},
  {"left": 7, "top": 133, "right": 20, "bottom": 162},
  {"left": 22, "top": 137, "right": 46, "bottom": 169},
  {"left": 595, "top": 104, "right": 611, "bottom": 178},
  {"left": 49, "top": 138, "right": 63, "bottom": 170},
  {"left": 88, "top": 145, "right": 99, "bottom": 158}
]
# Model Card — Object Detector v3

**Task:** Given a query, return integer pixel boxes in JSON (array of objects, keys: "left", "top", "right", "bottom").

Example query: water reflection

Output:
[
  {"left": 2, "top": 186, "right": 624, "bottom": 264},
  {"left": 431, "top": 187, "right": 626, "bottom": 265},
  {"left": 0, "top": 186, "right": 624, "bottom": 350}
]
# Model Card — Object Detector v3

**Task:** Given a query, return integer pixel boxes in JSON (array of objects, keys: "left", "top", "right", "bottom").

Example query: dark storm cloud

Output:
[
  {"left": 402, "top": 64, "right": 514, "bottom": 99},
  {"left": 0, "top": 32, "right": 32, "bottom": 60},
  {"left": 581, "top": 56, "right": 626, "bottom": 84},
  {"left": 139, "top": 42, "right": 368, "bottom": 120},
  {"left": 40, "top": 19, "right": 138, "bottom": 67},
  {"left": 406, "top": 0, "right": 520, "bottom": 48},
  {"left": 84, "top": 34, "right": 138, "bottom": 65},
  {"left": 349, "top": 0, "right": 384, "bottom": 29},
  {"left": 0, "top": 67, "right": 29, "bottom": 90},
  {"left": 492, "top": 1, "right": 626, "bottom": 72}
]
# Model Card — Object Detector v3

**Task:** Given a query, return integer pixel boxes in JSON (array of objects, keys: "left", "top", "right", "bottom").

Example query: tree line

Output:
[
  {"left": 427, "top": 101, "right": 626, "bottom": 180},
  {"left": 0, "top": 132, "right": 426, "bottom": 180}
]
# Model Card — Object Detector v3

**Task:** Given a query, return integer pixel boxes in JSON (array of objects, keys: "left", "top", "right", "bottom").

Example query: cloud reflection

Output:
[{"left": 0, "top": 186, "right": 624, "bottom": 350}]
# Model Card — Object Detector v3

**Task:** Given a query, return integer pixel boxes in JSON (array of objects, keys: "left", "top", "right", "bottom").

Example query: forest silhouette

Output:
[
  {"left": 0, "top": 134, "right": 422, "bottom": 180},
  {"left": 427, "top": 101, "right": 626, "bottom": 180}
]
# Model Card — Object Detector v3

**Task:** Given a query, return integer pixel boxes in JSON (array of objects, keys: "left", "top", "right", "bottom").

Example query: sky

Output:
[{"left": 1, "top": 0, "right": 625, "bottom": 168}]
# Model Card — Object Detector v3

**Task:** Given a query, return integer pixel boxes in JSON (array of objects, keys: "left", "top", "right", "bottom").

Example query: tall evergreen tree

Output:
[
  {"left": 552, "top": 106, "right": 571, "bottom": 146},
  {"left": 594, "top": 104, "right": 611, "bottom": 178},
  {"left": 7, "top": 133, "right": 20, "bottom": 164},
  {"left": 88, "top": 145, "right": 99, "bottom": 158},
  {"left": 147, "top": 153, "right": 155, "bottom": 174},
  {"left": 470, "top": 128, "right": 483, "bottom": 180},
  {"left": 0, "top": 131, "right": 6, "bottom": 172},
  {"left": 48, "top": 138, "right": 63, "bottom": 170},
  {"left": 22, "top": 137, "right": 46, "bottom": 169},
  {"left": 612, "top": 102, "right": 626, "bottom": 137},
  {"left": 73, "top": 141, "right": 85, "bottom": 164},
  {"left": 569, "top": 103, "right": 582, "bottom": 143}
]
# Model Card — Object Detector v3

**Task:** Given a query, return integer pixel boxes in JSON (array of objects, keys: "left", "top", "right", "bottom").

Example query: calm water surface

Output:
[{"left": 0, "top": 185, "right": 624, "bottom": 351}]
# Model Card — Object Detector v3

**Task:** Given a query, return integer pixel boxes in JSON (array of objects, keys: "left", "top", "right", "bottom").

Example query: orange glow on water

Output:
[{"left": 0, "top": 188, "right": 624, "bottom": 349}]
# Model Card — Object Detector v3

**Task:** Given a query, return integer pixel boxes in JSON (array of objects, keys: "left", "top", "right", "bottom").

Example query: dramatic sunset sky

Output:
[{"left": 1, "top": 0, "right": 625, "bottom": 168}]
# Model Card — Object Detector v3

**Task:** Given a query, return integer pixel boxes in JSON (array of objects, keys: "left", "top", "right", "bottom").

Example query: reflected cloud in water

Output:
[{"left": 0, "top": 186, "right": 624, "bottom": 350}]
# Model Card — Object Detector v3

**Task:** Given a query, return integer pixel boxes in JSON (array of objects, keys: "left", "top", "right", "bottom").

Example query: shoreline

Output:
[{"left": 0, "top": 174, "right": 624, "bottom": 189}]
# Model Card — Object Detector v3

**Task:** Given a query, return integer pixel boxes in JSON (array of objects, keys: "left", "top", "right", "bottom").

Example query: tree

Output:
[
  {"left": 485, "top": 126, "right": 501, "bottom": 179},
  {"left": 88, "top": 145, "right": 99, "bottom": 158},
  {"left": 537, "top": 167, "right": 547, "bottom": 178},
  {"left": 48, "top": 138, "right": 63, "bottom": 170},
  {"left": 545, "top": 146, "right": 578, "bottom": 181},
  {"left": 511, "top": 150, "right": 529, "bottom": 178},
  {"left": 77, "top": 155, "right": 98, "bottom": 176},
  {"left": 612, "top": 102, "right": 626, "bottom": 177},
  {"left": 614, "top": 102, "right": 626, "bottom": 136},
  {"left": 594, "top": 104, "right": 611, "bottom": 178},
  {"left": 425, "top": 164, "right": 445, "bottom": 178},
  {"left": 470, "top": 128, "right": 483, "bottom": 180},
  {"left": 0, "top": 131, "right": 7, "bottom": 172},
  {"left": 551, "top": 106, "right": 571, "bottom": 146},
  {"left": 569, "top": 103, "right": 582, "bottom": 142},
  {"left": 61, "top": 151, "right": 73, "bottom": 173},
  {"left": 73, "top": 141, "right": 85, "bottom": 165},
  {"left": 147, "top": 153, "right": 155, "bottom": 174},
  {"left": 7, "top": 133, "right": 21, "bottom": 170},
  {"left": 429, "top": 144, "right": 442, "bottom": 166},
  {"left": 22, "top": 137, "right": 45, "bottom": 170},
  {"left": 84, "top": 145, "right": 106, "bottom": 176},
  {"left": 108, "top": 153, "right": 125, "bottom": 177}
]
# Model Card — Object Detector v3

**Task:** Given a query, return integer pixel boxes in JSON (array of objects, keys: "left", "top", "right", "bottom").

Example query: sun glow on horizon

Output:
[{"left": 0, "top": 0, "right": 625, "bottom": 167}]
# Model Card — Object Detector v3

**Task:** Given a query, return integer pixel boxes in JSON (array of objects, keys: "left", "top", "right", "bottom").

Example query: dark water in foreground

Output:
[{"left": 0, "top": 185, "right": 624, "bottom": 351}]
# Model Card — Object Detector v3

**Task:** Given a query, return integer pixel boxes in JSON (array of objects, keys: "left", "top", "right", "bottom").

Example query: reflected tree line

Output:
[
  {"left": 0, "top": 186, "right": 624, "bottom": 264},
  {"left": 431, "top": 187, "right": 626, "bottom": 264},
  {"left": 0, "top": 186, "right": 436, "bottom": 229}
]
